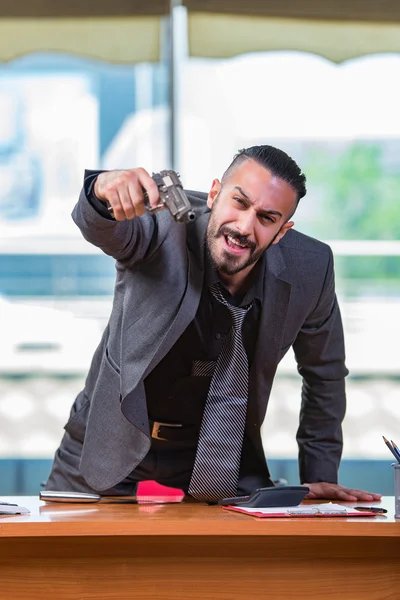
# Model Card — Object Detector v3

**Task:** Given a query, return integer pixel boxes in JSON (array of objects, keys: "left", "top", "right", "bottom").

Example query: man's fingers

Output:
[
  {"left": 334, "top": 490, "right": 359, "bottom": 501},
  {"left": 281, "top": 483, "right": 380, "bottom": 504},
  {"left": 136, "top": 168, "right": 160, "bottom": 209},
  {"left": 343, "top": 489, "right": 380, "bottom": 501},
  {"left": 337, "top": 487, "right": 381, "bottom": 501},
  {"left": 308, "top": 486, "right": 357, "bottom": 500},
  {"left": 117, "top": 183, "right": 138, "bottom": 220},
  {"left": 305, "top": 483, "right": 382, "bottom": 501},
  {"left": 105, "top": 190, "right": 125, "bottom": 221},
  {"left": 127, "top": 180, "right": 146, "bottom": 217},
  {"left": 94, "top": 168, "right": 160, "bottom": 221},
  {"left": 370, "top": 493, "right": 383, "bottom": 500},
  {"left": 305, "top": 491, "right": 317, "bottom": 499}
]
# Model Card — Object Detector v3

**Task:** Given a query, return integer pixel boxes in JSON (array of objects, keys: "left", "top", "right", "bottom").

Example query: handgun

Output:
[{"left": 106, "top": 169, "right": 196, "bottom": 224}]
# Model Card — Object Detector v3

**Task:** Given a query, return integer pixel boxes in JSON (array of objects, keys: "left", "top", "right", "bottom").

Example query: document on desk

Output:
[{"left": 223, "top": 503, "right": 377, "bottom": 518}]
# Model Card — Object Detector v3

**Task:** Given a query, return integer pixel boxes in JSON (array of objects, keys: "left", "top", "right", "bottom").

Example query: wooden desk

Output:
[{"left": 0, "top": 496, "right": 399, "bottom": 599}]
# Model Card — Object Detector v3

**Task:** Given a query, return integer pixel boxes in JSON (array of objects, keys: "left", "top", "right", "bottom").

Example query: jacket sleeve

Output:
[
  {"left": 292, "top": 247, "right": 348, "bottom": 484},
  {"left": 71, "top": 169, "right": 157, "bottom": 266}
]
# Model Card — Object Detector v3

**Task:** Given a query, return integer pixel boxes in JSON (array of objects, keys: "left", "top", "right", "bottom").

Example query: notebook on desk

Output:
[{"left": 223, "top": 503, "right": 378, "bottom": 518}]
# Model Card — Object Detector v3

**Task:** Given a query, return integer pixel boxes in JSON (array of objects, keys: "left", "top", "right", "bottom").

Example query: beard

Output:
[{"left": 206, "top": 210, "right": 280, "bottom": 276}]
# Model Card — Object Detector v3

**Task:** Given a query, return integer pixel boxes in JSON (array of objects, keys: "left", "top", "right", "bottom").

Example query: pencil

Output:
[
  {"left": 390, "top": 440, "right": 400, "bottom": 462},
  {"left": 382, "top": 436, "right": 400, "bottom": 464}
]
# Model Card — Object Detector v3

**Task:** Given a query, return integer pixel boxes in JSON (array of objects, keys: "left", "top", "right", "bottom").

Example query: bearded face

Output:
[
  {"left": 206, "top": 198, "right": 276, "bottom": 276},
  {"left": 204, "top": 160, "right": 297, "bottom": 288}
]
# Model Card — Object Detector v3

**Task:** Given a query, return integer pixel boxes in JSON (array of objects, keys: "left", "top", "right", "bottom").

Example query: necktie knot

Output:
[{"left": 210, "top": 283, "right": 252, "bottom": 330}]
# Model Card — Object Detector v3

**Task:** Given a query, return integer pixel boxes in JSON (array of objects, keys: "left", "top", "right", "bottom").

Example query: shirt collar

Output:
[{"left": 204, "top": 247, "right": 265, "bottom": 306}]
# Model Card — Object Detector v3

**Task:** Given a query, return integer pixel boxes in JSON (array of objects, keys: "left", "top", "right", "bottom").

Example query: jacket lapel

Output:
[
  {"left": 248, "top": 243, "right": 292, "bottom": 426},
  {"left": 146, "top": 211, "right": 208, "bottom": 376},
  {"left": 120, "top": 212, "right": 208, "bottom": 426}
]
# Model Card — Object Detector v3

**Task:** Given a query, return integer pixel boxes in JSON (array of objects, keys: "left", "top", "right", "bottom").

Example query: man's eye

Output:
[
  {"left": 233, "top": 197, "right": 245, "bottom": 206},
  {"left": 260, "top": 214, "right": 274, "bottom": 223}
]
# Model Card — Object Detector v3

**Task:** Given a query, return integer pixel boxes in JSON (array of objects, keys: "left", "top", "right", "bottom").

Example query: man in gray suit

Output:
[{"left": 47, "top": 145, "right": 380, "bottom": 502}]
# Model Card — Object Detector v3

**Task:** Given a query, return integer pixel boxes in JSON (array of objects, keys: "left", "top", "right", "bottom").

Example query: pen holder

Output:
[{"left": 393, "top": 463, "right": 400, "bottom": 519}]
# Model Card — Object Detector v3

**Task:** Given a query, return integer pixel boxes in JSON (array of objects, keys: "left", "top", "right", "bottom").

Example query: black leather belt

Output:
[{"left": 149, "top": 420, "right": 199, "bottom": 442}]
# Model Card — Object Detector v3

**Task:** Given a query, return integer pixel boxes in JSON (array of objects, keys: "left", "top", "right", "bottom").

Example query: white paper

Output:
[{"left": 235, "top": 503, "right": 350, "bottom": 515}]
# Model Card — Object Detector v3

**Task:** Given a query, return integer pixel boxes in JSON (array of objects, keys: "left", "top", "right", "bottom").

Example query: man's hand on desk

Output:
[{"left": 304, "top": 482, "right": 382, "bottom": 502}]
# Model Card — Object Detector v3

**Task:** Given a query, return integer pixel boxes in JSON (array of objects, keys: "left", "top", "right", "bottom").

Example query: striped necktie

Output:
[{"left": 188, "top": 283, "right": 252, "bottom": 502}]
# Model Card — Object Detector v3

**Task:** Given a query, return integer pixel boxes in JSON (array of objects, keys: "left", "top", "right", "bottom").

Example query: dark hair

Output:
[{"left": 222, "top": 145, "right": 307, "bottom": 205}]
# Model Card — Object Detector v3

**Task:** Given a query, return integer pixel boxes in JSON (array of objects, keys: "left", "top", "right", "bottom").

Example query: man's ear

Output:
[
  {"left": 272, "top": 221, "right": 294, "bottom": 245},
  {"left": 207, "top": 179, "right": 221, "bottom": 209}
]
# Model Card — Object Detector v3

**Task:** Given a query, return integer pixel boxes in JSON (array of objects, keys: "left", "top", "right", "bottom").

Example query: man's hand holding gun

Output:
[{"left": 94, "top": 168, "right": 195, "bottom": 224}]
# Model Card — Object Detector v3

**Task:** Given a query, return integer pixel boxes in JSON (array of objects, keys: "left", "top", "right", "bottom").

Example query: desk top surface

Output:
[{"left": 0, "top": 495, "right": 399, "bottom": 538}]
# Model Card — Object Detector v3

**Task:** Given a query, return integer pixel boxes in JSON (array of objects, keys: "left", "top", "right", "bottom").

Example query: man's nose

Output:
[{"left": 236, "top": 210, "right": 256, "bottom": 235}]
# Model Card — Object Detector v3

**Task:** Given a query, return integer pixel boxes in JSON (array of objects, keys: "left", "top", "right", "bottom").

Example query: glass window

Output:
[
  {"left": 179, "top": 51, "right": 400, "bottom": 462},
  {"left": 0, "top": 54, "right": 167, "bottom": 460},
  {"left": 1, "top": 44, "right": 399, "bottom": 475}
]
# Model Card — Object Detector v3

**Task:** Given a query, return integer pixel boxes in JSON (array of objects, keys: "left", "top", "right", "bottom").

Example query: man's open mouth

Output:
[{"left": 224, "top": 234, "right": 251, "bottom": 254}]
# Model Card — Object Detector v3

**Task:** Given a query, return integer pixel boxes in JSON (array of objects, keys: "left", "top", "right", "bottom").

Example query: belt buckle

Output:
[{"left": 151, "top": 421, "right": 182, "bottom": 441}]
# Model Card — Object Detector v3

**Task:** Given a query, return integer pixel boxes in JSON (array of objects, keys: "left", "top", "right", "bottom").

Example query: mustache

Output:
[{"left": 216, "top": 226, "right": 256, "bottom": 251}]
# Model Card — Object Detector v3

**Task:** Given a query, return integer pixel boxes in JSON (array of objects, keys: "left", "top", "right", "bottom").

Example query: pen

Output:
[
  {"left": 354, "top": 506, "right": 387, "bottom": 514},
  {"left": 382, "top": 436, "right": 400, "bottom": 464},
  {"left": 390, "top": 440, "right": 400, "bottom": 462}
]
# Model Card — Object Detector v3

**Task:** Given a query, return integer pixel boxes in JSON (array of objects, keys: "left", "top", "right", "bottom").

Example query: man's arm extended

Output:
[{"left": 72, "top": 168, "right": 162, "bottom": 265}]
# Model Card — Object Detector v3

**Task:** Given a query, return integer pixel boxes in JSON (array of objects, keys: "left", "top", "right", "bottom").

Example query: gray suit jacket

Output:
[{"left": 70, "top": 187, "right": 347, "bottom": 491}]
